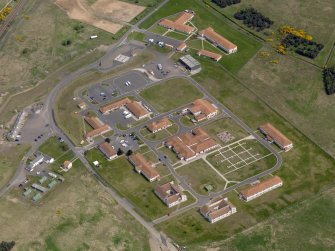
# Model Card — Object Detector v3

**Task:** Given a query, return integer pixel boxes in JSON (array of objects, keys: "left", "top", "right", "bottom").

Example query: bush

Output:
[
  {"left": 281, "top": 34, "right": 324, "bottom": 59},
  {"left": 234, "top": 8, "right": 273, "bottom": 31},
  {"left": 0, "top": 241, "right": 15, "bottom": 251},
  {"left": 323, "top": 67, "right": 335, "bottom": 95},
  {"left": 212, "top": 0, "right": 241, "bottom": 8},
  {"left": 73, "top": 24, "right": 84, "bottom": 33},
  {"left": 61, "top": 39, "right": 72, "bottom": 46}
]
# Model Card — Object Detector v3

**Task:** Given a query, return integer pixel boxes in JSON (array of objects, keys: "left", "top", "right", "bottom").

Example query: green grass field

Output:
[
  {"left": 176, "top": 159, "right": 227, "bottom": 195},
  {"left": 128, "top": 31, "right": 146, "bottom": 42},
  {"left": 0, "top": 143, "right": 30, "bottom": 189},
  {"left": 164, "top": 31, "right": 188, "bottom": 41},
  {"left": 140, "top": 0, "right": 262, "bottom": 72},
  {"left": 203, "top": 117, "right": 249, "bottom": 144},
  {"left": 140, "top": 78, "right": 203, "bottom": 112},
  {"left": 237, "top": 51, "right": 335, "bottom": 157},
  {"left": 0, "top": 159, "right": 150, "bottom": 250},
  {"left": 85, "top": 149, "right": 194, "bottom": 220},
  {"left": 221, "top": 188, "right": 335, "bottom": 251}
]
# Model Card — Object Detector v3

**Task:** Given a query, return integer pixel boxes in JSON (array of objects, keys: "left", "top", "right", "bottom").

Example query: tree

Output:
[
  {"left": 0, "top": 241, "right": 15, "bottom": 251},
  {"left": 117, "top": 148, "right": 124, "bottom": 156},
  {"left": 105, "top": 138, "right": 111, "bottom": 143},
  {"left": 323, "top": 67, "right": 335, "bottom": 95},
  {"left": 126, "top": 150, "right": 133, "bottom": 156}
]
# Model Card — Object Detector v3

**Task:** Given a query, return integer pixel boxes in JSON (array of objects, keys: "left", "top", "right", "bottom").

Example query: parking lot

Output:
[
  {"left": 87, "top": 71, "right": 149, "bottom": 105},
  {"left": 100, "top": 106, "right": 137, "bottom": 129}
]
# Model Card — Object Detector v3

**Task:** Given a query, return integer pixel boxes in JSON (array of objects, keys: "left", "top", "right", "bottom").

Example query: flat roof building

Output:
[
  {"left": 129, "top": 153, "right": 160, "bottom": 182},
  {"left": 197, "top": 49, "right": 222, "bottom": 61},
  {"left": 32, "top": 183, "right": 47, "bottom": 193},
  {"left": 200, "top": 197, "right": 237, "bottom": 223},
  {"left": 179, "top": 55, "right": 201, "bottom": 74},
  {"left": 146, "top": 117, "right": 173, "bottom": 133},
  {"left": 166, "top": 127, "right": 219, "bottom": 161},
  {"left": 199, "top": 27, "right": 237, "bottom": 54},
  {"left": 239, "top": 176, "right": 283, "bottom": 202},
  {"left": 259, "top": 123, "right": 293, "bottom": 151},
  {"left": 98, "top": 142, "right": 117, "bottom": 160},
  {"left": 155, "top": 181, "right": 187, "bottom": 208}
]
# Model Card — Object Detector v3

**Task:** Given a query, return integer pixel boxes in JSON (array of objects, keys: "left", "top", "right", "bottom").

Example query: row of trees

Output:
[
  {"left": 234, "top": 8, "right": 273, "bottom": 31},
  {"left": 323, "top": 67, "right": 335, "bottom": 95},
  {"left": 212, "top": 0, "right": 241, "bottom": 8},
  {"left": 0, "top": 241, "right": 15, "bottom": 251},
  {"left": 281, "top": 34, "right": 324, "bottom": 59}
]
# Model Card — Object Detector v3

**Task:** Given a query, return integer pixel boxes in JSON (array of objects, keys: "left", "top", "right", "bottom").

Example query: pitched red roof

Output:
[
  {"left": 197, "top": 49, "right": 222, "bottom": 61},
  {"left": 146, "top": 117, "right": 172, "bottom": 132},
  {"left": 239, "top": 176, "right": 283, "bottom": 198},
  {"left": 125, "top": 101, "right": 149, "bottom": 119},
  {"left": 98, "top": 142, "right": 116, "bottom": 158},
  {"left": 99, "top": 97, "right": 131, "bottom": 114},
  {"left": 259, "top": 123, "right": 292, "bottom": 148},
  {"left": 129, "top": 153, "right": 160, "bottom": 181},
  {"left": 159, "top": 19, "right": 195, "bottom": 34},
  {"left": 199, "top": 27, "right": 237, "bottom": 51}
]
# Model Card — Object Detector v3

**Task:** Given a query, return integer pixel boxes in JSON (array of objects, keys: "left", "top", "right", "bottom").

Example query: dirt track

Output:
[{"left": 55, "top": 0, "right": 145, "bottom": 34}]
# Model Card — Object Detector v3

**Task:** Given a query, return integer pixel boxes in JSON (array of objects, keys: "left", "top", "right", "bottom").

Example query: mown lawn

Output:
[{"left": 140, "top": 78, "right": 203, "bottom": 112}]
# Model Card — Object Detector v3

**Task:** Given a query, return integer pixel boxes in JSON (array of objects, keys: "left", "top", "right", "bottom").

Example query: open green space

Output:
[
  {"left": 176, "top": 159, "right": 226, "bottom": 195},
  {"left": 85, "top": 149, "right": 194, "bottom": 220},
  {"left": 237, "top": 50, "right": 335, "bottom": 157},
  {"left": 148, "top": 24, "right": 167, "bottom": 35},
  {"left": 164, "top": 31, "right": 188, "bottom": 41},
  {"left": 54, "top": 52, "right": 153, "bottom": 146},
  {"left": 203, "top": 117, "right": 248, "bottom": 144},
  {"left": 0, "top": 143, "right": 30, "bottom": 189},
  {"left": 140, "top": 78, "right": 203, "bottom": 112},
  {"left": 221, "top": 188, "right": 335, "bottom": 251},
  {"left": 128, "top": 31, "right": 146, "bottom": 42},
  {"left": 207, "top": 139, "right": 276, "bottom": 180},
  {"left": 140, "top": 0, "right": 262, "bottom": 72},
  {"left": 0, "top": 159, "right": 150, "bottom": 250}
]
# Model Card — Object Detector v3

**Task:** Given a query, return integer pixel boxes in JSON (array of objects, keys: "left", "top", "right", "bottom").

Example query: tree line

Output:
[
  {"left": 234, "top": 8, "right": 273, "bottom": 31},
  {"left": 323, "top": 67, "right": 335, "bottom": 95},
  {"left": 281, "top": 34, "right": 324, "bottom": 59},
  {"left": 212, "top": 0, "right": 241, "bottom": 8}
]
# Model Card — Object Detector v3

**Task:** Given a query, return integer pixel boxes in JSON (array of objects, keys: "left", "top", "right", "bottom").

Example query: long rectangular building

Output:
[
  {"left": 128, "top": 153, "right": 160, "bottom": 182},
  {"left": 84, "top": 116, "right": 111, "bottom": 141},
  {"left": 98, "top": 142, "right": 117, "bottom": 160},
  {"left": 125, "top": 101, "right": 150, "bottom": 120},
  {"left": 259, "top": 123, "right": 293, "bottom": 151},
  {"left": 239, "top": 176, "right": 283, "bottom": 202},
  {"left": 199, "top": 27, "right": 237, "bottom": 54},
  {"left": 197, "top": 49, "right": 222, "bottom": 62}
]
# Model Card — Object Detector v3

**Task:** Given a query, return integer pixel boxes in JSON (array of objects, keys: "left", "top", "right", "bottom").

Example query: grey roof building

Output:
[{"left": 179, "top": 55, "right": 201, "bottom": 74}]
